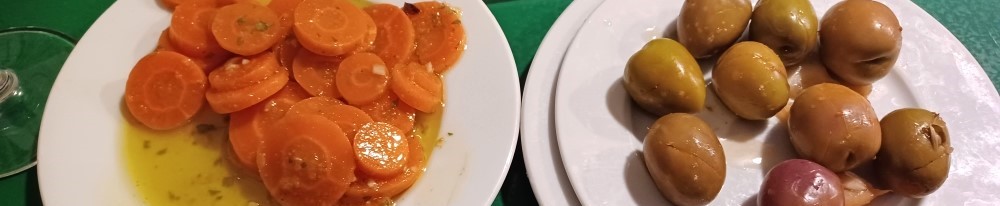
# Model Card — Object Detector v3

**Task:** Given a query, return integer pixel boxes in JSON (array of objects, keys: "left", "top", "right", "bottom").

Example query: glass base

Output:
[{"left": 0, "top": 28, "right": 75, "bottom": 178}]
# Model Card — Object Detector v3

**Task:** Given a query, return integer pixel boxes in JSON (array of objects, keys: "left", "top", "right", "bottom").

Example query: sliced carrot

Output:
[
  {"left": 337, "top": 53, "right": 389, "bottom": 105},
  {"left": 352, "top": 122, "right": 409, "bottom": 179},
  {"left": 228, "top": 82, "right": 310, "bottom": 170},
  {"left": 125, "top": 51, "right": 207, "bottom": 130},
  {"left": 158, "top": 28, "right": 234, "bottom": 72},
  {"left": 287, "top": 97, "right": 375, "bottom": 138},
  {"left": 257, "top": 114, "right": 356, "bottom": 206},
  {"left": 273, "top": 35, "right": 301, "bottom": 70},
  {"left": 293, "top": 0, "right": 376, "bottom": 56},
  {"left": 405, "top": 2, "right": 466, "bottom": 73},
  {"left": 390, "top": 62, "right": 443, "bottom": 113},
  {"left": 169, "top": 3, "right": 226, "bottom": 58},
  {"left": 217, "top": 0, "right": 261, "bottom": 6},
  {"left": 211, "top": 2, "right": 283, "bottom": 56},
  {"left": 205, "top": 52, "right": 289, "bottom": 113},
  {"left": 357, "top": 93, "right": 416, "bottom": 134},
  {"left": 292, "top": 48, "right": 344, "bottom": 97},
  {"left": 267, "top": 0, "right": 304, "bottom": 39},
  {"left": 208, "top": 52, "right": 282, "bottom": 91},
  {"left": 344, "top": 133, "right": 424, "bottom": 199},
  {"left": 365, "top": 4, "right": 415, "bottom": 68},
  {"left": 348, "top": 17, "right": 378, "bottom": 56}
]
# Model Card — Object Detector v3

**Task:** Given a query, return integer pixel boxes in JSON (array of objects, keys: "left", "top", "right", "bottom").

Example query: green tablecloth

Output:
[{"left": 1, "top": 0, "right": 997, "bottom": 205}]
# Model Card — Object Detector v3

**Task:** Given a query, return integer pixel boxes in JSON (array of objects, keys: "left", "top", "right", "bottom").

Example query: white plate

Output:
[
  {"left": 553, "top": 0, "right": 1000, "bottom": 205},
  {"left": 520, "top": 0, "right": 604, "bottom": 205},
  {"left": 36, "top": 0, "right": 521, "bottom": 205}
]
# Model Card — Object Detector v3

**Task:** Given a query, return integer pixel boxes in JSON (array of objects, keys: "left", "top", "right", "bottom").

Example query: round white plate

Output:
[
  {"left": 36, "top": 0, "right": 520, "bottom": 205},
  {"left": 553, "top": 0, "right": 1000, "bottom": 205},
  {"left": 520, "top": 0, "right": 604, "bottom": 205}
]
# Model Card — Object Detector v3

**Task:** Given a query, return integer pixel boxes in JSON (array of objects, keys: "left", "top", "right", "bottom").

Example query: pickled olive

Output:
[
  {"left": 624, "top": 38, "right": 706, "bottom": 115},
  {"left": 820, "top": 0, "right": 902, "bottom": 85},
  {"left": 758, "top": 159, "right": 843, "bottom": 206},
  {"left": 643, "top": 113, "right": 725, "bottom": 206},
  {"left": 712, "top": 41, "right": 789, "bottom": 120},
  {"left": 749, "top": 0, "right": 819, "bottom": 65},
  {"left": 876, "top": 108, "right": 952, "bottom": 197},
  {"left": 787, "top": 83, "right": 880, "bottom": 172},
  {"left": 677, "top": 0, "right": 752, "bottom": 58}
]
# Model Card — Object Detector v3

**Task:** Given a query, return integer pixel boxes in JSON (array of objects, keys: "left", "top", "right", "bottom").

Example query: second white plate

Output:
[{"left": 553, "top": 0, "right": 1000, "bottom": 205}]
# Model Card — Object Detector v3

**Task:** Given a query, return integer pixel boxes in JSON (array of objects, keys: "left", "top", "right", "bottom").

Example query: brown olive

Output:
[
  {"left": 758, "top": 159, "right": 843, "bottom": 206},
  {"left": 713, "top": 41, "right": 789, "bottom": 120},
  {"left": 788, "top": 83, "right": 881, "bottom": 172},
  {"left": 749, "top": 0, "right": 819, "bottom": 65},
  {"left": 643, "top": 113, "right": 725, "bottom": 206},
  {"left": 624, "top": 38, "right": 706, "bottom": 115},
  {"left": 819, "top": 0, "right": 902, "bottom": 85},
  {"left": 677, "top": 0, "right": 753, "bottom": 58},
  {"left": 876, "top": 108, "right": 952, "bottom": 197}
]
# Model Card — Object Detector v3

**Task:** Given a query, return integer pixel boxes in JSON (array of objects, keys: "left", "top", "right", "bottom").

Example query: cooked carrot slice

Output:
[
  {"left": 125, "top": 51, "right": 207, "bottom": 130},
  {"left": 267, "top": 0, "right": 304, "bottom": 38},
  {"left": 208, "top": 52, "right": 282, "bottom": 91},
  {"left": 273, "top": 35, "right": 301, "bottom": 70},
  {"left": 292, "top": 48, "right": 344, "bottom": 97},
  {"left": 293, "top": 0, "right": 376, "bottom": 56},
  {"left": 406, "top": 2, "right": 466, "bottom": 73},
  {"left": 157, "top": 28, "right": 234, "bottom": 72},
  {"left": 353, "top": 122, "right": 409, "bottom": 179},
  {"left": 258, "top": 114, "right": 356, "bottom": 206},
  {"left": 344, "top": 133, "right": 424, "bottom": 199},
  {"left": 212, "top": 2, "right": 283, "bottom": 56},
  {"left": 390, "top": 62, "right": 442, "bottom": 113},
  {"left": 365, "top": 4, "right": 415, "bottom": 68},
  {"left": 357, "top": 93, "right": 416, "bottom": 134},
  {"left": 217, "top": 0, "right": 261, "bottom": 6},
  {"left": 229, "top": 82, "right": 310, "bottom": 170},
  {"left": 169, "top": 3, "right": 226, "bottom": 58},
  {"left": 205, "top": 52, "right": 289, "bottom": 113},
  {"left": 287, "top": 97, "right": 374, "bottom": 138},
  {"left": 337, "top": 53, "right": 389, "bottom": 105}
]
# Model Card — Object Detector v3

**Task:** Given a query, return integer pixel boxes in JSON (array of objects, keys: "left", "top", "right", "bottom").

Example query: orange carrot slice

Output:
[
  {"left": 161, "top": 0, "right": 216, "bottom": 10},
  {"left": 337, "top": 53, "right": 389, "bottom": 105},
  {"left": 365, "top": 4, "right": 415, "bottom": 68},
  {"left": 211, "top": 2, "right": 283, "bottom": 56},
  {"left": 292, "top": 48, "right": 344, "bottom": 97},
  {"left": 208, "top": 52, "right": 281, "bottom": 91},
  {"left": 273, "top": 35, "right": 301, "bottom": 70},
  {"left": 293, "top": 0, "right": 376, "bottom": 56},
  {"left": 357, "top": 93, "right": 416, "bottom": 134},
  {"left": 344, "top": 133, "right": 424, "bottom": 199},
  {"left": 125, "top": 51, "right": 207, "bottom": 130},
  {"left": 287, "top": 97, "right": 374, "bottom": 138},
  {"left": 205, "top": 52, "right": 289, "bottom": 113},
  {"left": 169, "top": 3, "right": 226, "bottom": 58},
  {"left": 228, "top": 82, "right": 310, "bottom": 170},
  {"left": 390, "top": 62, "right": 443, "bottom": 113},
  {"left": 257, "top": 114, "right": 356, "bottom": 206},
  {"left": 353, "top": 122, "right": 409, "bottom": 179},
  {"left": 157, "top": 28, "right": 234, "bottom": 72},
  {"left": 267, "top": 0, "right": 304, "bottom": 38},
  {"left": 405, "top": 2, "right": 466, "bottom": 73}
]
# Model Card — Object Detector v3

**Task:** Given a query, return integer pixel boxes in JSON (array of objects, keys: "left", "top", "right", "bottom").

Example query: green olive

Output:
[
  {"left": 677, "top": 0, "right": 753, "bottom": 58},
  {"left": 643, "top": 113, "right": 725, "bottom": 206},
  {"left": 713, "top": 41, "right": 789, "bottom": 120},
  {"left": 749, "top": 0, "right": 818, "bottom": 65},
  {"left": 876, "top": 108, "right": 951, "bottom": 197},
  {"left": 624, "top": 38, "right": 706, "bottom": 115},
  {"left": 788, "top": 83, "right": 880, "bottom": 172},
  {"left": 820, "top": 0, "right": 902, "bottom": 85}
]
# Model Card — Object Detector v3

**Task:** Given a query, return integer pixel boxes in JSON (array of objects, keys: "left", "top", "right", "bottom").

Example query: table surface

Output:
[{"left": 1, "top": 0, "right": 997, "bottom": 205}]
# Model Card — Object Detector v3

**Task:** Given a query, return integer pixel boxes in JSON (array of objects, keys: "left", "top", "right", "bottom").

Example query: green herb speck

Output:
[
  {"left": 156, "top": 148, "right": 167, "bottom": 156},
  {"left": 236, "top": 17, "right": 247, "bottom": 25},
  {"left": 448, "top": 132, "right": 453, "bottom": 136},
  {"left": 255, "top": 21, "right": 270, "bottom": 32}
]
